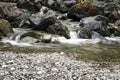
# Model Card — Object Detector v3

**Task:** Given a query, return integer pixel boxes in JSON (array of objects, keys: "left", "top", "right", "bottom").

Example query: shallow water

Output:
[
  {"left": 0, "top": 42, "right": 120, "bottom": 63},
  {"left": 0, "top": 26, "right": 120, "bottom": 63}
]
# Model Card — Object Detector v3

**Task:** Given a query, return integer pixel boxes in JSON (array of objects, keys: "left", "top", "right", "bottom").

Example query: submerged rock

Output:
[
  {"left": 0, "top": 19, "right": 14, "bottom": 39},
  {"left": 19, "top": 31, "right": 42, "bottom": 43},
  {"left": 19, "top": 31, "right": 53, "bottom": 43},
  {"left": 20, "top": 31, "right": 42, "bottom": 40}
]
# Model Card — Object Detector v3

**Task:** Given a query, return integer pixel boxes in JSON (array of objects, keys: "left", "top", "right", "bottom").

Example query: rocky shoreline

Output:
[
  {"left": 0, "top": 0, "right": 120, "bottom": 80},
  {"left": 0, "top": 51, "right": 120, "bottom": 80}
]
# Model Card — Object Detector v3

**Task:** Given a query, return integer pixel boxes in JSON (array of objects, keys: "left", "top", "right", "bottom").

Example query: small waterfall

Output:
[
  {"left": 1, "top": 28, "right": 32, "bottom": 47},
  {"left": 53, "top": 31, "right": 101, "bottom": 45},
  {"left": 15, "top": 35, "right": 21, "bottom": 42},
  {"left": 70, "top": 31, "right": 78, "bottom": 39}
]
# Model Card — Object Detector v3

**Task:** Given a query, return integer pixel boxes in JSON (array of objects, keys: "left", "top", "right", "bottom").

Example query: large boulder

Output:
[
  {"left": 46, "top": 21, "right": 70, "bottom": 39},
  {"left": 78, "top": 15, "right": 110, "bottom": 39},
  {"left": 11, "top": 10, "right": 31, "bottom": 28},
  {"left": 21, "top": 11, "right": 70, "bottom": 39},
  {"left": 31, "top": 15, "right": 56, "bottom": 30},
  {"left": 0, "top": 2, "right": 23, "bottom": 22},
  {"left": 40, "top": 0, "right": 76, "bottom": 13},
  {"left": 0, "top": 19, "right": 14, "bottom": 39},
  {"left": 67, "top": 0, "right": 102, "bottom": 21}
]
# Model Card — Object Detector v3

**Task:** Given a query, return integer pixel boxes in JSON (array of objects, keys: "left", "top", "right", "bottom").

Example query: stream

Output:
[{"left": 0, "top": 26, "right": 120, "bottom": 63}]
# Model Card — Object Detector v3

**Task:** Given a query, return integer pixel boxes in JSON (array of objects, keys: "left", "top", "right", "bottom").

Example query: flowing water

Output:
[
  {"left": 0, "top": 20, "right": 120, "bottom": 63},
  {"left": 0, "top": 28, "right": 120, "bottom": 63}
]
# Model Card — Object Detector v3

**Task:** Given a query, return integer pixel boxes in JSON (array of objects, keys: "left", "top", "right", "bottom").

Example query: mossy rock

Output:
[{"left": 0, "top": 19, "right": 14, "bottom": 39}]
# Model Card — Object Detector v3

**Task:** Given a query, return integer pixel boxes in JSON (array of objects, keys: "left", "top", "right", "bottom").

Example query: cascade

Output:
[
  {"left": 0, "top": 27, "right": 120, "bottom": 47},
  {"left": 0, "top": 28, "right": 32, "bottom": 47}
]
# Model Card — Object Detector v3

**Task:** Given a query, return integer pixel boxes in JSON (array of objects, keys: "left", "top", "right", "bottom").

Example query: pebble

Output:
[
  {"left": 0, "top": 51, "right": 120, "bottom": 80},
  {"left": 10, "top": 67, "right": 16, "bottom": 71}
]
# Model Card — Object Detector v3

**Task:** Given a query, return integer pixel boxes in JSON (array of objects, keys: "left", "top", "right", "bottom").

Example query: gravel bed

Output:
[{"left": 0, "top": 51, "right": 120, "bottom": 80}]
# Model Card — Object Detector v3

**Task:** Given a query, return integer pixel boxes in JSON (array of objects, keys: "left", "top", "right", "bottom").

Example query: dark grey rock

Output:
[
  {"left": 67, "top": 1, "right": 102, "bottom": 21},
  {"left": 40, "top": 0, "right": 76, "bottom": 13},
  {"left": 0, "top": 2, "right": 23, "bottom": 21},
  {"left": 78, "top": 15, "right": 110, "bottom": 38}
]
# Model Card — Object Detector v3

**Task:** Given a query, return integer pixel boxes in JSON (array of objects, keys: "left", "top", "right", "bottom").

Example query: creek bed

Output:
[{"left": 0, "top": 43, "right": 120, "bottom": 63}]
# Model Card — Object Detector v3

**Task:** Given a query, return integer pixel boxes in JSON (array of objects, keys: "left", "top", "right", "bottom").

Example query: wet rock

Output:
[
  {"left": 17, "top": 1, "right": 34, "bottom": 12},
  {"left": 57, "top": 14, "right": 68, "bottom": 20},
  {"left": 41, "top": 34, "right": 52, "bottom": 43},
  {"left": 19, "top": 31, "right": 42, "bottom": 43},
  {"left": 20, "top": 36, "right": 39, "bottom": 43},
  {"left": 32, "top": 15, "right": 56, "bottom": 30},
  {"left": 46, "top": 21, "right": 70, "bottom": 39},
  {"left": 0, "top": 2, "right": 23, "bottom": 22},
  {"left": 23, "top": 11, "right": 70, "bottom": 39},
  {"left": 17, "top": 0, "right": 42, "bottom": 13},
  {"left": 78, "top": 15, "right": 110, "bottom": 38},
  {"left": 40, "top": 0, "right": 76, "bottom": 13},
  {"left": 103, "top": 2, "right": 120, "bottom": 22},
  {"left": 0, "top": 42, "right": 12, "bottom": 47},
  {"left": 11, "top": 10, "right": 31, "bottom": 28},
  {"left": 110, "top": 20, "right": 120, "bottom": 36},
  {"left": 77, "top": 29, "right": 92, "bottom": 39},
  {"left": 115, "top": 20, "right": 120, "bottom": 26},
  {"left": 67, "top": 0, "right": 101, "bottom": 21},
  {"left": 0, "top": 19, "right": 14, "bottom": 39}
]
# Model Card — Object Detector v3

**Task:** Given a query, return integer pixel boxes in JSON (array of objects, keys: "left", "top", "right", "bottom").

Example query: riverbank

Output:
[{"left": 0, "top": 51, "right": 120, "bottom": 80}]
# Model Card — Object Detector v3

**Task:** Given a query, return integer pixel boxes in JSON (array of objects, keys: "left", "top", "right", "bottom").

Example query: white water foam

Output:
[
  {"left": 1, "top": 38, "right": 32, "bottom": 47},
  {"left": 52, "top": 31, "right": 101, "bottom": 45},
  {"left": 1, "top": 28, "right": 120, "bottom": 47},
  {"left": 105, "top": 37, "right": 120, "bottom": 43},
  {"left": 1, "top": 28, "right": 32, "bottom": 47}
]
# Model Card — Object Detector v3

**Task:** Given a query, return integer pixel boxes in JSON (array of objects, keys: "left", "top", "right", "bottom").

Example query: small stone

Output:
[
  {"left": 60, "top": 52, "right": 65, "bottom": 55},
  {"left": 10, "top": 67, "right": 16, "bottom": 71},
  {"left": 7, "top": 60, "right": 14, "bottom": 64},
  {"left": 51, "top": 68, "right": 58, "bottom": 72},
  {"left": 2, "top": 64, "right": 8, "bottom": 68}
]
